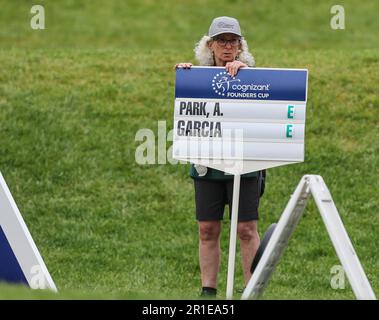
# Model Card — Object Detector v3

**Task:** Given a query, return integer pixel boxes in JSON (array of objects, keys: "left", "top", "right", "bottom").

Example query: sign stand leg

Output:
[{"left": 226, "top": 174, "right": 241, "bottom": 300}]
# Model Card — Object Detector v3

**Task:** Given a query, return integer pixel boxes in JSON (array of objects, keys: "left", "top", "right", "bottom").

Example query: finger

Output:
[
  {"left": 234, "top": 66, "right": 239, "bottom": 76},
  {"left": 234, "top": 64, "right": 241, "bottom": 76},
  {"left": 230, "top": 65, "right": 236, "bottom": 77},
  {"left": 227, "top": 65, "right": 232, "bottom": 76},
  {"left": 225, "top": 63, "right": 230, "bottom": 73}
]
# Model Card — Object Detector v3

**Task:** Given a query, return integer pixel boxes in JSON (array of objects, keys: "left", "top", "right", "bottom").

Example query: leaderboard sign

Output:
[{"left": 173, "top": 66, "right": 308, "bottom": 174}]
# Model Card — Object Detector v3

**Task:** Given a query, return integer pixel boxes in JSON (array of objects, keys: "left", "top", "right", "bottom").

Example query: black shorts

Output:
[{"left": 194, "top": 178, "right": 260, "bottom": 222}]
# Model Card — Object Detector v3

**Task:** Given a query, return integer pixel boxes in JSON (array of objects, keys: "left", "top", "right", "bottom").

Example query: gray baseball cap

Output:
[{"left": 208, "top": 16, "right": 242, "bottom": 38}]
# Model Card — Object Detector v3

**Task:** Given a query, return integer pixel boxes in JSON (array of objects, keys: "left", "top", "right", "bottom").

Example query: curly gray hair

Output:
[{"left": 194, "top": 35, "right": 255, "bottom": 67}]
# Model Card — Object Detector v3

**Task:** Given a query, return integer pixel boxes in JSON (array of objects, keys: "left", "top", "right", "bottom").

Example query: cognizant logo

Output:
[{"left": 211, "top": 71, "right": 271, "bottom": 99}]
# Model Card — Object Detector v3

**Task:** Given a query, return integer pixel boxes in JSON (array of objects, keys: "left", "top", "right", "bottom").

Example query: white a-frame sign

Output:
[
  {"left": 242, "top": 175, "right": 376, "bottom": 300},
  {"left": 0, "top": 172, "right": 57, "bottom": 291}
]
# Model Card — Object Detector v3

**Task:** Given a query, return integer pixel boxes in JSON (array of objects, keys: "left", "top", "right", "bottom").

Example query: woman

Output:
[{"left": 175, "top": 16, "right": 261, "bottom": 297}]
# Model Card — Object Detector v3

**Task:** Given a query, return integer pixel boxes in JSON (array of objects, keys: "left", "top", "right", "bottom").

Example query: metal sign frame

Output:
[{"left": 241, "top": 175, "right": 376, "bottom": 300}]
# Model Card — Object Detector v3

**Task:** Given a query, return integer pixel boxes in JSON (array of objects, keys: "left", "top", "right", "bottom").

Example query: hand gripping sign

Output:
[{"left": 173, "top": 66, "right": 308, "bottom": 299}]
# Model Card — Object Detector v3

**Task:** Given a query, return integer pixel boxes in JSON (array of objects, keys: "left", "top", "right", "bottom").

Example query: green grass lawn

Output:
[{"left": 0, "top": 0, "right": 378, "bottom": 300}]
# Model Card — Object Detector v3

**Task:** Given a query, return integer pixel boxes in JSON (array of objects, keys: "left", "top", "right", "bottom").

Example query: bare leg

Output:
[
  {"left": 198, "top": 220, "right": 222, "bottom": 288},
  {"left": 238, "top": 220, "right": 260, "bottom": 285}
]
